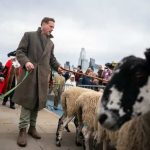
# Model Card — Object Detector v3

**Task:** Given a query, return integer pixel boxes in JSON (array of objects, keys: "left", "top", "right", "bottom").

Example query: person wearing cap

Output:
[
  {"left": 0, "top": 52, "right": 21, "bottom": 109},
  {"left": 65, "top": 74, "right": 76, "bottom": 90},
  {"left": 75, "top": 65, "right": 83, "bottom": 85},
  {"left": 12, "top": 17, "right": 63, "bottom": 147}
]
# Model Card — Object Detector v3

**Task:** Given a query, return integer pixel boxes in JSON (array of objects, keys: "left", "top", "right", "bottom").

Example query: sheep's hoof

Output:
[
  {"left": 75, "top": 137, "right": 83, "bottom": 146},
  {"left": 76, "top": 140, "right": 82, "bottom": 146},
  {"left": 56, "top": 141, "right": 61, "bottom": 147},
  {"left": 92, "top": 139, "right": 97, "bottom": 148}
]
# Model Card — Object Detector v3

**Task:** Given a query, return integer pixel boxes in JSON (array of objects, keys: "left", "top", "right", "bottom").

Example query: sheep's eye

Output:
[
  {"left": 135, "top": 72, "right": 145, "bottom": 79},
  {"left": 135, "top": 72, "right": 147, "bottom": 86},
  {"left": 136, "top": 74, "right": 144, "bottom": 79}
]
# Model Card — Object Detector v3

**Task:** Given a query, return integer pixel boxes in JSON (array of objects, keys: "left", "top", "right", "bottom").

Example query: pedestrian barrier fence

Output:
[{"left": 78, "top": 84, "right": 105, "bottom": 91}]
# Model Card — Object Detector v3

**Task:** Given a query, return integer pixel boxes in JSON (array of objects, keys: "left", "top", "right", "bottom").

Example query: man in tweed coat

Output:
[{"left": 12, "top": 17, "right": 63, "bottom": 147}]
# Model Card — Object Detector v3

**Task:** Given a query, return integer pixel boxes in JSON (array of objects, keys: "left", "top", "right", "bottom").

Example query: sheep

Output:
[
  {"left": 98, "top": 110, "right": 150, "bottom": 150},
  {"left": 114, "top": 111, "right": 150, "bottom": 150},
  {"left": 96, "top": 97, "right": 118, "bottom": 150},
  {"left": 56, "top": 86, "right": 93, "bottom": 147},
  {"left": 97, "top": 48, "right": 150, "bottom": 130},
  {"left": 75, "top": 91, "right": 102, "bottom": 150},
  {"left": 95, "top": 48, "right": 150, "bottom": 150},
  {"left": 76, "top": 91, "right": 118, "bottom": 150}
]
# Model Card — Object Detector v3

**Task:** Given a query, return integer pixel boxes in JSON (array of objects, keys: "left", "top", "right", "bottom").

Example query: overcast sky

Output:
[{"left": 0, "top": 0, "right": 150, "bottom": 67}]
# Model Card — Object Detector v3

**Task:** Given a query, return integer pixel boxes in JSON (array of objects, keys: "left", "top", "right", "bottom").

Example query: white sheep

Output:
[
  {"left": 98, "top": 110, "right": 150, "bottom": 150},
  {"left": 116, "top": 112, "right": 150, "bottom": 150},
  {"left": 97, "top": 109, "right": 150, "bottom": 150},
  {"left": 75, "top": 91, "right": 118, "bottom": 150},
  {"left": 75, "top": 91, "right": 102, "bottom": 150},
  {"left": 56, "top": 86, "right": 93, "bottom": 147}
]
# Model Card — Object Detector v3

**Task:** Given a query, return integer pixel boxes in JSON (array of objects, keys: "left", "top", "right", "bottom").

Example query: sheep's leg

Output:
[
  {"left": 56, "top": 115, "right": 74, "bottom": 146},
  {"left": 103, "top": 140, "right": 109, "bottom": 150},
  {"left": 56, "top": 115, "right": 65, "bottom": 146},
  {"left": 92, "top": 131, "right": 98, "bottom": 149},
  {"left": 76, "top": 122, "right": 83, "bottom": 146},
  {"left": 74, "top": 116, "right": 79, "bottom": 128},
  {"left": 65, "top": 124, "right": 71, "bottom": 132},
  {"left": 82, "top": 126, "right": 91, "bottom": 150}
]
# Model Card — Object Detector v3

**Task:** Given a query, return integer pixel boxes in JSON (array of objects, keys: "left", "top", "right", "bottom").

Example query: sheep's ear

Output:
[{"left": 144, "top": 48, "right": 150, "bottom": 62}]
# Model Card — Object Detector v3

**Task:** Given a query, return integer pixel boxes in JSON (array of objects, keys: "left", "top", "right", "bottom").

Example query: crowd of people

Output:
[
  {"left": 62, "top": 63, "right": 114, "bottom": 87},
  {"left": 49, "top": 63, "right": 115, "bottom": 110}
]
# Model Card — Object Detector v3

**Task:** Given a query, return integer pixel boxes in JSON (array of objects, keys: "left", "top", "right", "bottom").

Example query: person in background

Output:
[
  {"left": 63, "top": 71, "right": 70, "bottom": 81},
  {"left": 65, "top": 74, "right": 76, "bottom": 90},
  {"left": 1, "top": 51, "right": 21, "bottom": 109},
  {"left": 101, "top": 65, "right": 112, "bottom": 85},
  {"left": 82, "top": 67, "right": 93, "bottom": 85},
  {"left": 97, "top": 65, "right": 103, "bottom": 85},
  {"left": 75, "top": 65, "right": 83, "bottom": 85},
  {"left": 53, "top": 72, "right": 65, "bottom": 110},
  {"left": 12, "top": 17, "right": 63, "bottom": 147}
]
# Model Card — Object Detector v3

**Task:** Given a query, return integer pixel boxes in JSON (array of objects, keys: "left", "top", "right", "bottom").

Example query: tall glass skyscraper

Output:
[{"left": 78, "top": 48, "right": 89, "bottom": 72}]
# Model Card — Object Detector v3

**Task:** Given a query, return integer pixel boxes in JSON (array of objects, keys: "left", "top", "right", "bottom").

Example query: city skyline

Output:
[
  {"left": 64, "top": 47, "right": 101, "bottom": 72},
  {"left": 0, "top": 0, "right": 149, "bottom": 66}
]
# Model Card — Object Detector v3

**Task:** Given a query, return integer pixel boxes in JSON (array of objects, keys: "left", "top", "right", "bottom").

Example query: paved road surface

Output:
[{"left": 0, "top": 104, "right": 82, "bottom": 150}]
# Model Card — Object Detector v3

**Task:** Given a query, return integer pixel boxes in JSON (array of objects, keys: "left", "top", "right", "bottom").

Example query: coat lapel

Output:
[{"left": 37, "top": 28, "right": 54, "bottom": 62}]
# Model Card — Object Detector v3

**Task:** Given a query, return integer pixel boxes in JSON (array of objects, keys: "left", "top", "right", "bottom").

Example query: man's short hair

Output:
[{"left": 41, "top": 17, "right": 55, "bottom": 25}]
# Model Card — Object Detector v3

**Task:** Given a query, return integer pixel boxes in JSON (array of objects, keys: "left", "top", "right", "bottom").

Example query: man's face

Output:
[{"left": 41, "top": 21, "right": 55, "bottom": 36}]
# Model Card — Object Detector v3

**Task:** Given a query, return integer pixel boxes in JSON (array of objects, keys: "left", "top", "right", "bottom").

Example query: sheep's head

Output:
[{"left": 97, "top": 53, "right": 150, "bottom": 131}]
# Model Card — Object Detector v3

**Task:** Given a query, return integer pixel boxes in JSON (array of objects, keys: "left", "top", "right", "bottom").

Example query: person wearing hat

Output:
[
  {"left": 75, "top": 65, "right": 83, "bottom": 85},
  {"left": 65, "top": 73, "right": 76, "bottom": 90},
  {"left": 0, "top": 51, "right": 21, "bottom": 109}
]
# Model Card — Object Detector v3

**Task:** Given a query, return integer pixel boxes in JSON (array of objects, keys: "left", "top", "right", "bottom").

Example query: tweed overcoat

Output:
[{"left": 12, "top": 28, "right": 60, "bottom": 110}]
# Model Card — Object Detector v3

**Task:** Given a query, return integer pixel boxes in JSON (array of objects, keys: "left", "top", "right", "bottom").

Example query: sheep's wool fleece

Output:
[
  {"left": 61, "top": 87, "right": 92, "bottom": 117},
  {"left": 76, "top": 91, "right": 102, "bottom": 130},
  {"left": 117, "top": 112, "right": 150, "bottom": 150}
]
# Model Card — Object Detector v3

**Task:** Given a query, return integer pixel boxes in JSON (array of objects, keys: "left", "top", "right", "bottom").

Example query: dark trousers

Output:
[{"left": 3, "top": 76, "right": 15, "bottom": 106}]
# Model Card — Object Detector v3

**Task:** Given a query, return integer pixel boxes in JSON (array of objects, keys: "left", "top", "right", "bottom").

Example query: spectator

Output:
[
  {"left": 97, "top": 65, "right": 103, "bottom": 85},
  {"left": 0, "top": 51, "right": 21, "bottom": 109},
  {"left": 101, "top": 66, "right": 112, "bottom": 85},
  {"left": 75, "top": 65, "right": 83, "bottom": 85},
  {"left": 65, "top": 74, "right": 76, "bottom": 90},
  {"left": 63, "top": 71, "right": 70, "bottom": 81},
  {"left": 53, "top": 73, "right": 65, "bottom": 110},
  {"left": 82, "top": 68, "right": 93, "bottom": 85}
]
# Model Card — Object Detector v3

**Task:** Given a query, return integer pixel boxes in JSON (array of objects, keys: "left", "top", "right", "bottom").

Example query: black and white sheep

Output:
[
  {"left": 96, "top": 49, "right": 150, "bottom": 150},
  {"left": 98, "top": 48, "right": 150, "bottom": 130}
]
